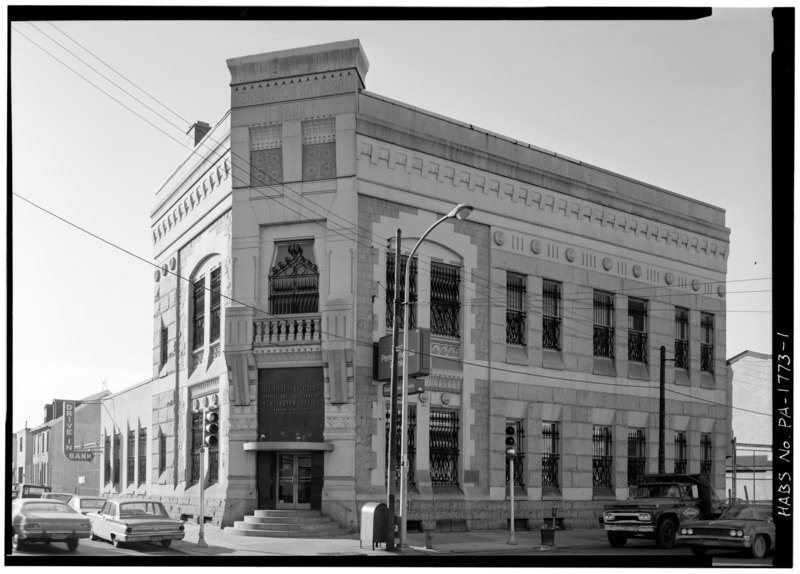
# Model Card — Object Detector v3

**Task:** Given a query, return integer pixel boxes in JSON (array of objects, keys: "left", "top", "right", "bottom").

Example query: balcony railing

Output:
[
  {"left": 543, "top": 316, "right": 561, "bottom": 351},
  {"left": 593, "top": 326, "right": 614, "bottom": 359},
  {"left": 628, "top": 331, "right": 648, "bottom": 363},
  {"left": 674, "top": 339, "right": 689, "bottom": 370},
  {"left": 700, "top": 343, "right": 714, "bottom": 373},
  {"left": 506, "top": 310, "right": 526, "bottom": 346},
  {"left": 253, "top": 316, "right": 322, "bottom": 345}
]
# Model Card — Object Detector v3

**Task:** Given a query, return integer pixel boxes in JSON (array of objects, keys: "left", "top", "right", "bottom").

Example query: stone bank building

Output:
[{"left": 100, "top": 40, "right": 731, "bottom": 531}]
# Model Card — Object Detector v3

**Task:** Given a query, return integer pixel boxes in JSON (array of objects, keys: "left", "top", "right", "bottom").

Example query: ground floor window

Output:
[
  {"left": 627, "top": 429, "right": 646, "bottom": 486},
  {"left": 385, "top": 403, "right": 417, "bottom": 489},
  {"left": 674, "top": 432, "right": 687, "bottom": 473},
  {"left": 592, "top": 426, "right": 613, "bottom": 488},
  {"left": 430, "top": 408, "right": 460, "bottom": 487},
  {"left": 542, "top": 422, "right": 560, "bottom": 489},
  {"left": 701, "top": 434, "right": 713, "bottom": 474}
]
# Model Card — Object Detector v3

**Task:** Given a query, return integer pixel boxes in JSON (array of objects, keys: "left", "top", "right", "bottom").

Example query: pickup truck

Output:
[{"left": 600, "top": 473, "right": 725, "bottom": 548}]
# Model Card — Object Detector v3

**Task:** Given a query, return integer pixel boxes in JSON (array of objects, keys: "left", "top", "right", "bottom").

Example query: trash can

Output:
[
  {"left": 540, "top": 525, "right": 555, "bottom": 546},
  {"left": 360, "top": 502, "right": 388, "bottom": 549}
]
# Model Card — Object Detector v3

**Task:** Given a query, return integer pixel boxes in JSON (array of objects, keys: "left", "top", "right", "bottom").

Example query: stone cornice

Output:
[
  {"left": 231, "top": 71, "right": 359, "bottom": 109},
  {"left": 357, "top": 137, "right": 728, "bottom": 264}
]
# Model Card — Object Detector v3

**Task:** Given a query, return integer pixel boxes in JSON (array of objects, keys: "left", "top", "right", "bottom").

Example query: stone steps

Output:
[{"left": 224, "top": 509, "right": 347, "bottom": 538}]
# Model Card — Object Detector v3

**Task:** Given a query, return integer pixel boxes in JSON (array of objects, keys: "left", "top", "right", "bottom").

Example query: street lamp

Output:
[{"left": 398, "top": 203, "right": 473, "bottom": 547}]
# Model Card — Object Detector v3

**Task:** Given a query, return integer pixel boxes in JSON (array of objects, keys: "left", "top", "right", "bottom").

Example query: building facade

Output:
[
  {"left": 726, "top": 350, "right": 771, "bottom": 502},
  {"left": 138, "top": 39, "right": 730, "bottom": 530}
]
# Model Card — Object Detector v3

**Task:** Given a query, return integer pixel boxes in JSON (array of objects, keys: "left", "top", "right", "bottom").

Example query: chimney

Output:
[{"left": 187, "top": 121, "right": 211, "bottom": 147}]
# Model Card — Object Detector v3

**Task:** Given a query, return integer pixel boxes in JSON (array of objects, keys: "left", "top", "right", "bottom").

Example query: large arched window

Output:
[{"left": 269, "top": 241, "right": 319, "bottom": 315}]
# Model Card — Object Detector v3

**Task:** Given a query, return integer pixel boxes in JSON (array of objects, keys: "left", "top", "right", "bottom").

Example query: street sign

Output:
[
  {"left": 377, "top": 328, "right": 431, "bottom": 381},
  {"left": 382, "top": 378, "right": 425, "bottom": 397}
]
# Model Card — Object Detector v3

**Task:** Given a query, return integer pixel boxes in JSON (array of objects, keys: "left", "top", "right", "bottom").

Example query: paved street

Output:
[{"left": 7, "top": 525, "right": 776, "bottom": 567}]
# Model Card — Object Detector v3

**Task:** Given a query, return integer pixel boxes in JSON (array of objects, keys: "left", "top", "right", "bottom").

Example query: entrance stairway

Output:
[{"left": 224, "top": 509, "right": 348, "bottom": 538}]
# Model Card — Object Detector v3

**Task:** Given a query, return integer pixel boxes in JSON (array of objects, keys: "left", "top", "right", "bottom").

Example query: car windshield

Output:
[
  {"left": 721, "top": 505, "right": 772, "bottom": 520},
  {"left": 26, "top": 502, "right": 74, "bottom": 514},
  {"left": 81, "top": 499, "right": 106, "bottom": 510},
  {"left": 634, "top": 484, "right": 684, "bottom": 498},
  {"left": 119, "top": 502, "right": 169, "bottom": 518}
]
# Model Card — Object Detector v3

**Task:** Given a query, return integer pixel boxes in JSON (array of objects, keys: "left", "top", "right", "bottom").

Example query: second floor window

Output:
[
  {"left": 701, "top": 313, "right": 714, "bottom": 373},
  {"left": 674, "top": 431, "right": 687, "bottom": 473},
  {"left": 210, "top": 267, "right": 221, "bottom": 342},
  {"left": 302, "top": 117, "right": 336, "bottom": 181},
  {"left": 269, "top": 241, "right": 319, "bottom": 315},
  {"left": 542, "top": 280, "right": 562, "bottom": 351},
  {"left": 592, "top": 426, "right": 613, "bottom": 488},
  {"left": 192, "top": 277, "right": 205, "bottom": 350},
  {"left": 627, "top": 429, "right": 647, "bottom": 486},
  {"left": 430, "top": 261, "right": 461, "bottom": 338},
  {"left": 674, "top": 307, "right": 689, "bottom": 370},
  {"left": 593, "top": 291, "right": 614, "bottom": 359},
  {"left": 386, "top": 252, "right": 417, "bottom": 329},
  {"left": 628, "top": 299, "right": 648, "bottom": 363},
  {"left": 506, "top": 273, "right": 526, "bottom": 346},
  {"left": 250, "top": 123, "right": 283, "bottom": 186}
]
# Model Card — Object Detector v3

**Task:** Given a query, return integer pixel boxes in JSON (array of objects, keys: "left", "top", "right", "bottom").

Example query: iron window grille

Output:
[
  {"left": 542, "top": 422, "right": 560, "bottom": 488},
  {"left": 430, "top": 408, "right": 460, "bottom": 487},
  {"left": 542, "top": 280, "right": 562, "bottom": 351},
  {"left": 701, "top": 434, "right": 713, "bottom": 474},
  {"left": 386, "top": 252, "right": 417, "bottom": 329},
  {"left": 127, "top": 430, "right": 136, "bottom": 486},
  {"left": 700, "top": 313, "right": 714, "bottom": 373},
  {"left": 138, "top": 428, "right": 147, "bottom": 485},
  {"left": 158, "top": 431, "right": 167, "bottom": 475},
  {"left": 384, "top": 403, "right": 417, "bottom": 490},
  {"left": 113, "top": 433, "right": 120, "bottom": 485},
  {"left": 190, "top": 410, "right": 203, "bottom": 483},
  {"left": 593, "top": 291, "right": 615, "bottom": 359},
  {"left": 210, "top": 267, "right": 221, "bottom": 343},
  {"left": 592, "top": 426, "right": 613, "bottom": 488},
  {"left": 674, "top": 307, "right": 690, "bottom": 370},
  {"left": 302, "top": 118, "right": 336, "bottom": 181},
  {"left": 104, "top": 435, "right": 111, "bottom": 484},
  {"left": 192, "top": 277, "right": 205, "bottom": 350},
  {"left": 627, "top": 299, "right": 648, "bottom": 363},
  {"left": 506, "top": 273, "right": 527, "bottom": 346},
  {"left": 505, "top": 420, "right": 525, "bottom": 487},
  {"left": 269, "top": 242, "right": 319, "bottom": 315},
  {"left": 160, "top": 326, "right": 169, "bottom": 366},
  {"left": 430, "top": 261, "right": 461, "bottom": 338},
  {"left": 208, "top": 448, "right": 219, "bottom": 483},
  {"left": 674, "top": 432, "right": 687, "bottom": 474},
  {"left": 250, "top": 123, "right": 283, "bottom": 186},
  {"left": 627, "top": 429, "right": 647, "bottom": 486}
]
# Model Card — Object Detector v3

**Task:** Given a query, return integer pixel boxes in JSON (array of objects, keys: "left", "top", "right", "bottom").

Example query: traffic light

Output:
[
  {"left": 505, "top": 425, "right": 516, "bottom": 458},
  {"left": 203, "top": 408, "right": 219, "bottom": 448}
]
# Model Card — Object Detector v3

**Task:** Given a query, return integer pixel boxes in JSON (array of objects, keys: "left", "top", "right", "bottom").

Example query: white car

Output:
[{"left": 88, "top": 499, "right": 185, "bottom": 548}]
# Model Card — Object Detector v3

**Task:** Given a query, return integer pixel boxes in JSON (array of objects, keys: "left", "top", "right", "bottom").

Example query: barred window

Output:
[
  {"left": 593, "top": 291, "right": 614, "bottom": 359},
  {"left": 250, "top": 123, "right": 283, "bottom": 186},
  {"left": 505, "top": 420, "right": 525, "bottom": 487},
  {"left": 158, "top": 430, "right": 167, "bottom": 475},
  {"left": 674, "top": 431, "right": 687, "bottom": 473},
  {"left": 384, "top": 403, "right": 417, "bottom": 490},
  {"left": 104, "top": 434, "right": 111, "bottom": 484},
  {"left": 542, "top": 280, "right": 562, "bottom": 351},
  {"left": 190, "top": 410, "right": 203, "bottom": 483},
  {"left": 113, "top": 432, "right": 121, "bottom": 485},
  {"left": 192, "top": 277, "right": 205, "bottom": 350},
  {"left": 269, "top": 241, "right": 319, "bottom": 315},
  {"left": 592, "top": 426, "right": 613, "bottom": 488},
  {"left": 160, "top": 326, "right": 169, "bottom": 366},
  {"left": 386, "top": 252, "right": 417, "bottom": 329},
  {"left": 210, "top": 267, "right": 221, "bottom": 342},
  {"left": 506, "top": 273, "right": 526, "bottom": 346},
  {"left": 302, "top": 118, "right": 336, "bottom": 181},
  {"left": 674, "top": 308, "right": 689, "bottom": 370},
  {"left": 701, "top": 434, "right": 713, "bottom": 474},
  {"left": 127, "top": 430, "right": 136, "bottom": 486},
  {"left": 628, "top": 299, "right": 648, "bottom": 364},
  {"left": 430, "top": 408, "right": 460, "bottom": 487},
  {"left": 627, "top": 429, "right": 647, "bottom": 486},
  {"left": 700, "top": 313, "right": 714, "bottom": 373},
  {"left": 542, "top": 422, "right": 560, "bottom": 489},
  {"left": 430, "top": 261, "right": 461, "bottom": 338},
  {"left": 138, "top": 427, "right": 147, "bottom": 485}
]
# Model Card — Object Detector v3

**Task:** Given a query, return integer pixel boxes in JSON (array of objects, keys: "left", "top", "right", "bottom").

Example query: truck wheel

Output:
[
  {"left": 655, "top": 518, "right": 677, "bottom": 549},
  {"left": 750, "top": 535, "right": 767, "bottom": 559},
  {"left": 690, "top": 546, "right": 708, "bottom": 556},
  {"left": 160, "top": 539, "right": 172, "bottom": 548},
  {"left": 66, "top": 538, "right": 79, "bottom": 551},
  {"left": 607, "top": 532, "right": 628, "bottom": 547}
]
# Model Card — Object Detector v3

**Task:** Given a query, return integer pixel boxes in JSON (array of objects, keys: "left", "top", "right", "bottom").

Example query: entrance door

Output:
[{"left": 276, "top": 453, "right": 312, "bottom": 509}]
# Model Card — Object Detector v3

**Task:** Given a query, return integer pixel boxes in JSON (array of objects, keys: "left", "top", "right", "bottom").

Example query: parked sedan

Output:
[
  {"left": 10, "top": 498, "right": 92, "bottom": 552},
  {"left": 88, "top": 499, "right": 185, "bottom": 548},
  {"left": 677, "top": 503, "right": 774, "bottom": 558},
  {"left": 67, "top": 495, "right": 107, "bottom": 515}
]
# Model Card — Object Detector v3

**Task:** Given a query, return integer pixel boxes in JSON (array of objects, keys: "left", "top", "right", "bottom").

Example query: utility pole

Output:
[
  {"left": 659, "top": 346, "right": 666, "bottom": 474},
  {"left": 386, "top": 229, "right": 402, "bottom": 552}
]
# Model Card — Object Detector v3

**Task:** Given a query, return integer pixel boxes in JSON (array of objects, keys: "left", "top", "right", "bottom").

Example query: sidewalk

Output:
[{"left": 173, "top": 523, "right": 604, "bottom": 557}]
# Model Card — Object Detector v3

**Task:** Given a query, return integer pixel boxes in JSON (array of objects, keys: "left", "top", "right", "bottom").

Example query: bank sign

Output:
[{"left": 63, "top": 401, "right": 94, "bottom": 462}]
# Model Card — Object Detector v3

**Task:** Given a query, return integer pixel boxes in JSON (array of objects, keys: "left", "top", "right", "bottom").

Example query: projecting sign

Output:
[
  {"left": 63, "top": 401, "right": 95, "bottom": 462},
  {"left": 377, "top": 328, "right": 431, "bottom": 381}
]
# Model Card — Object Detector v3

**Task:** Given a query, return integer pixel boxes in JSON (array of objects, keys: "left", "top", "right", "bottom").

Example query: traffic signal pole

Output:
[{"left": 198, "top": 410, "right": 207, "bottom": 548}]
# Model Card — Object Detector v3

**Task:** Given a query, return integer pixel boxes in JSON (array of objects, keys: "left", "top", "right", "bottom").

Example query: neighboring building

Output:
[
  {"left": 135, "top": 39, "right": 730, "bottom": 530},
  {"left": 27, "top": 392, "right": 109, "bottom": 494},
  {"left": 726, "top": 351, "right": 771, "bottom": 502},
  {"left": 13, "top": 428, "right": 34, "bottom": 484},
  {"left": 98, "top": 379, "right": 153, "bottom": 499}
]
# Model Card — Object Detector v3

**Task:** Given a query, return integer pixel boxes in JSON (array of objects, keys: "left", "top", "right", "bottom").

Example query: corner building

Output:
[{"left": 147, "top": 40, "right": 730, "bottom": 530}]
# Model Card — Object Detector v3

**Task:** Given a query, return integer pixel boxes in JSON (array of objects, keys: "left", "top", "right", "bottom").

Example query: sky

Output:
[{"left": 9, "top": 9, "right": 775, "bottom": 432}]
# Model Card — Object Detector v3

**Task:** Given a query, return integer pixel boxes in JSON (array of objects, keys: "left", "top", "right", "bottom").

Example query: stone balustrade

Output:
[{"left": 253, "top": 316, "right": 322, "bottom": 345}]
